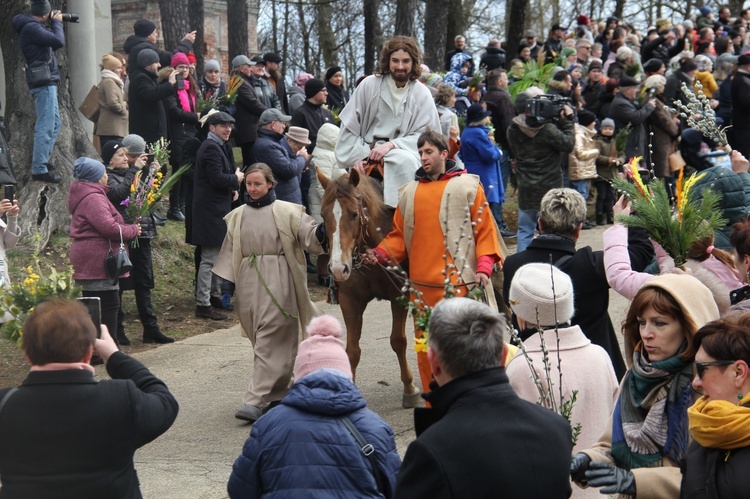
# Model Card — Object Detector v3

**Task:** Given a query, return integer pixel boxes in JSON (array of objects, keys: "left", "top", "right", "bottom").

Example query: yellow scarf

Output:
[{"left": 688, "top": 395, "right": 750, "bottom": 449}]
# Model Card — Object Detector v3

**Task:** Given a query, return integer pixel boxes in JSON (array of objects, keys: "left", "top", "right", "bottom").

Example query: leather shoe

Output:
[
  {"left": 143, "top": 330, "right": 175, "bottom": 344},
  {"left": 153, "top": 213, "right": 166, "bottom": 226},
  {"left": 43, "top": 162, "right": 56, "bottom": 171},
  {"left": 117, "top": 333, "right": 131, "bottom": 346},
  {"left": 261, "top": 400, "right": 281, "bottom": 415},
  {"left": 196, "top": 305, "right": 228, "bottom": 320},
  {"left": 235, "top": 404, "right": 262, "bottom": 422},
  {"left": 210, "top": 295, "right": 234, "bottom": 311},
  {"left": 167, "top": 208, "right": 185, "bottom": 221},
  {"left": 32, "top": 171, "right": 61, "bottom": 183},
  {"left": 499, "top": 227, "right": 517, "bottom": 238},
  {"left": 582, "top": 221, "right": 594, "bottom": 230}
]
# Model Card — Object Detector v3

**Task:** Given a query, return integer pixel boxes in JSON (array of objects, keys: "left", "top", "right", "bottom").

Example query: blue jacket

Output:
[
  {"left": 251, "top": 129, "right": 306, "bottom": 205},
  {"left": 227, "top": 369, "right": 401, "bottom": 499},
  {"left": 459, "top": 125, "right": 504, "bottom": 204},
  {"left": 12, "top": 14, "right": 64, "bottom": 88},
  {"left": 691, "top": 165, "right": 750, "bottom": 249}
]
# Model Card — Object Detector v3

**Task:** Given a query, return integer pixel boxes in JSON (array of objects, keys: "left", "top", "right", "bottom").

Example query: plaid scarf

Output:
[{"left": 611, "top": 346, "right": 694, "bottom": 470}]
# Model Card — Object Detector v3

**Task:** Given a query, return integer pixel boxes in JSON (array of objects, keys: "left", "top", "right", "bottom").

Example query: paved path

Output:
[{"left": 105, "top": 224, "right": 628, "bottom": 498}]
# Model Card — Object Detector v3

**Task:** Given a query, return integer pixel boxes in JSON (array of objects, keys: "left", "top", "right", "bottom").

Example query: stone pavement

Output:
[{"left": 109, "top": 223, "right": 628, "bottom": 498}]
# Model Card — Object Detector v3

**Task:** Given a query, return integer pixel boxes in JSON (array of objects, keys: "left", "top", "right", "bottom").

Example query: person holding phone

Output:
[
  {"left": 69, "top": 156, "right": 140, "bottom": 347},
  {"left": 0, "top": 298, "right": 178, "bottom": 497},
  {"left": 163, "top": 52, "right": 199, "bottom": 222},
  {"left": 0, "top": 190, "right": 20, "bottom": 324}
]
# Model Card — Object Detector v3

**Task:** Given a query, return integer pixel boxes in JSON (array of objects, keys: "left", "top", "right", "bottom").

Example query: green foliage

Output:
[
  {"left": 0, "top": 233, "right": 81, "bottom": 346},
  {"left": 612, "top": 173, "right": 725, "bottom": 267},
  {"left": 508, "top": 60, "right": 556, "bottom": 98}
]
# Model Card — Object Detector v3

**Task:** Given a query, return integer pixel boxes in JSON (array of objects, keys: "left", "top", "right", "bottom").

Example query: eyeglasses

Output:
[
  {"left": 695, "top": 360, "right": 736, "bottom": 378},
  {"left": 176, "top": 65, "right": 189, "bottom": 70}
]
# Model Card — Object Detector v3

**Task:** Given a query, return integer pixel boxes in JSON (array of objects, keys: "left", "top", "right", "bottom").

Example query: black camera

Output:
[
  {"left": 52, "top": 10, "right": 79, "bottom": 23},
  {"left": 525, "top": 94, "right": 572, "bottom": 126}
]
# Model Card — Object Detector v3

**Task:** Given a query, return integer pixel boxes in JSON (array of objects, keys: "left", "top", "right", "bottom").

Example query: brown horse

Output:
[{"left": 318, "top": 169, "right": 421, "bottom": 408}]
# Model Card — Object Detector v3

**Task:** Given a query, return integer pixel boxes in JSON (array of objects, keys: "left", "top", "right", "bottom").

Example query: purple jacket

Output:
[{"left": 68, "top": 181, "right": 139, "bottom": 281}]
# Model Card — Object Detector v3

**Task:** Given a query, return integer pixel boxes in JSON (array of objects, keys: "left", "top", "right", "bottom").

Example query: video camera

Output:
[
  {"left": 525, "top": 94, "right": 572, "bottom": 126},
  {"left": 51, "top": 10, "right": 79, "bottom": 23}
]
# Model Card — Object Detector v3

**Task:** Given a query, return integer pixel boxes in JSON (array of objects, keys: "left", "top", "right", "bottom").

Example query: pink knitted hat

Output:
[
  {"left": 171, "top": 52, "right": 190, "bottom": 68},
  {"left": 294, "top": 315, "right": 352, "bottom": 380}
]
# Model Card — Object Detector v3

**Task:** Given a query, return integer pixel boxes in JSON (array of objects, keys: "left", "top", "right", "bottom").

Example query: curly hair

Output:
[
  {"left": 378, "top": 36, "right": 422, "bottom": 81},
  {"left": 434, "top": 84, "right": 456, "bottom": 106}
]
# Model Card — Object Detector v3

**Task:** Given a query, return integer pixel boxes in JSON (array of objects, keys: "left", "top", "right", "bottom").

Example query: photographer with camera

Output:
[
  {"left": 12, "top": 0, "right": 66, "bottom": 184},
  {"left": 507, "top": 90, "right": 576, "bottom": 251}
]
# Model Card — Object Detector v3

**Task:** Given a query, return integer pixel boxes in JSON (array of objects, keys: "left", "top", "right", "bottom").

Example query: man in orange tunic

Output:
[{"left": 365, "top": 129, "right": 504, "bottom": 392}]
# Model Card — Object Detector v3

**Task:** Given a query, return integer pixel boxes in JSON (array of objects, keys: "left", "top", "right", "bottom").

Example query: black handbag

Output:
[
  {"left": 104, "top": 225, "right": 133, "bottom": 284},
  {"left": 25, "top": 48, "right": 53, "bottom": 87}
]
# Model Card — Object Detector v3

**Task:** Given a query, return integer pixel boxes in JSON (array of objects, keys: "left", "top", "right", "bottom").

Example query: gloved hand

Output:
[
  {"left": 570, "top": 453, "right": 591, "bottom": 483},
  {"left": 585, "top": 462, "right": 636, "bottom": 496}
]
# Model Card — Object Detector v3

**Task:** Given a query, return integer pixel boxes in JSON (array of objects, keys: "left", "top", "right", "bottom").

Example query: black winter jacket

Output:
[
  {"left": 681, "top": 441, "right": 750, "bottom": 499},
  {"left": 507, "top": 115, "right": 575, "bottom": 211},
  {"left": 106, "top": 166, "right": 158, "bottom": 239},
  {"left": 128, "top": 68, "right": 175, "bottom": 144},
  {"left": 479, "top": 46, "right": 506, "bottom": 71},
  {"left": 482, "top": 86, "right": 515, "bottom": 152},
  {"left": 731, "top": 71, "right": 750, "bottom": 131},
  {"left": 233, "top": 73, "right": 267, "bottom": 146},
  {"left": 395, "top": 367, "right": 573, "bottom": 499},
  {"left": 122, "top": 35, "right": 193, "bottom": 76},
  {"left": 290, "top": 101, "right": 334, "bottom": 152},
  {"left": 502, "top": 232, "right": 654, "bottom": 380},
  {"left": 12, "top": 15, "right": 64, "bottom": 88},
  {"left": 608, "top": 93, "right": 655, "bottom": 159}
]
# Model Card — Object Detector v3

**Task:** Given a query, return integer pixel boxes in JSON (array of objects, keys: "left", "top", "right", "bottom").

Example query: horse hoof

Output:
[{"left": 402, "top": 390, "right": 422, "bottom": 408}]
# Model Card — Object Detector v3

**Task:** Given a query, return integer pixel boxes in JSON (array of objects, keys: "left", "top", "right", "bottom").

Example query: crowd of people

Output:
[{"left": 5, "top": 0, "right": 750, "bottom": 496}]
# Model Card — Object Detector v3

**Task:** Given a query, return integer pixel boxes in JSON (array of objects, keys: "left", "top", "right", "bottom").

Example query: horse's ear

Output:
[
  {"left": 317, "top": 166, "right": 331, "bottom": 190},
  {"left": 349, "top": 168, "right": 361, "bottom": 188}
]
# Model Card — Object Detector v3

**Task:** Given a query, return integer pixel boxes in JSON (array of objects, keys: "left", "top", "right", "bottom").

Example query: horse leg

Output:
[
  {"left": 391, "top": 300, "right": 421, "bottom": 408},
  {"left": 340, "top": 291, "right": 366, "bottom": 383}
]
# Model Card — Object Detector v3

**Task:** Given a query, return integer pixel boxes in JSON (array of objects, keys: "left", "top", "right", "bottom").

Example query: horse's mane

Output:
[{"left": 322, "top": 174, "right": 388, "bottom": 225}]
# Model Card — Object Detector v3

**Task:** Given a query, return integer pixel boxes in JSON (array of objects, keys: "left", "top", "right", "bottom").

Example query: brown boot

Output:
[{"left": 195, "top": 305, "right": 228, "bottom": 321}]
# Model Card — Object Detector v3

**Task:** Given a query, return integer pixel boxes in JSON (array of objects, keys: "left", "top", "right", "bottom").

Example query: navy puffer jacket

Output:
[
  {"left": 691, "top": 164, "right": 750, "bottom": 249},
  {"left": 227, "top": 369, "right": 401, "bottom": 499}
]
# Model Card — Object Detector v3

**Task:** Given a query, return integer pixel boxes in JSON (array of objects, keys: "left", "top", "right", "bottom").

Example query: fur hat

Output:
[
  {"left": 101, "top": 140, "right": 125, "bottom": 166},
  {"left": 101, "top": 54, "right": 122, "bottom": 71},
  {"left": 304, "top": 78, "right": 326, "bottom": 99},
  {"left": 137, "top": 48, "right": 159, "bottom": 68},
  {"left": 203, "top": 59, "right": 221, "bottom": 73},
  {"left": 134, "top": 19, "right": 157, "bottom": 38},
  {"left": 294, "top": 315, "right": 352, "bottom": 380},
  {"left": 601, "top": 118, "right": 616, "bottom": 129},
  {"left": 121, "top": 134, "right": 146, "bottom": 155},
  {"left": 286, "top": 126, "right": 311, "bottom": 145},
  {"left": 509, "top": 263, "right": 575, "bottom": 327},
  {"left": 73, "top": 157, "right": 105, "bottom": 183},
  {"left": 30, "top": 0, "right": 51, "bottom": 17},
  {"left": 171, "top": 52, "right": 189, "bottom": 68}
]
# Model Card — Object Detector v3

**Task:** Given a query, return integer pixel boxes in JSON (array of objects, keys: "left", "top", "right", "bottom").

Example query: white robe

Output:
[{"left": 335, "top": 74, "right": 440, "bottom": 207}]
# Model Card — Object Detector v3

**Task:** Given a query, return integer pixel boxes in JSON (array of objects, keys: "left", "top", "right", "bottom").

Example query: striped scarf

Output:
[{"left": 611, "top": 346, "right": 694, "bottom": 470}]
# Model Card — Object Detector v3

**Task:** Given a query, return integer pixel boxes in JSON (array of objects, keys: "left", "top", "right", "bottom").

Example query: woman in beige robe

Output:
[{"left": 213, "top": 163, "right": 325, "bottom": 423}]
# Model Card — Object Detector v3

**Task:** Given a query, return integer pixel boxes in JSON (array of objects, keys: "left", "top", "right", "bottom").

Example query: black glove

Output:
[
  {"left": 585, "top": 462, "right": 636, "bottom": 495},
  {"left": 315, "top": 224, "right": 326, "bottom": 245},
  {"left": 570, "top": 453, "right": 591, "bottom": 483}
]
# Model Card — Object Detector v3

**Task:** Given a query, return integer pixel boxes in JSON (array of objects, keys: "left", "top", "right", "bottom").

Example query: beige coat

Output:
[
  {"left": 95, "top": 70, "right": 128, "bottom": 138},
  {"left": 568, "top": 124, "right": 599, "bottom": 181},
  {"left": 213, "top": 201, "right": 323, "bottom": 406},
  {"left": 506, "top": 326, "right": 619, "bottom": 499},
  {"left": 0, "top": 216, "right": 21, "bottom": 324}
]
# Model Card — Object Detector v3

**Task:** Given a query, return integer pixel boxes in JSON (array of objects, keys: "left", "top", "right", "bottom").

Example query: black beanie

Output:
[
  {"left": 30, "top": 0, "right": 51, "bottom": 17},
  {"left": 577, "top": 110, "right": 597, "bottom": 127},
  {"left": 134, "top": 19, "right": 157, "bottom": 38},
  {"left": 325, "top": 66, "right": 343, "bottom": 82},
  {"left": 305, "top": 78, "right": 326, "bottom": 99},
  {"left": 101, "top": 140, "right": 125, "bottom": 167}
]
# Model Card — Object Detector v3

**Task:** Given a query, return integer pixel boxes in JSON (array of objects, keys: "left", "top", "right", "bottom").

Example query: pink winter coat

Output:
[{"left": 68, "top": 181, "right": 139, "bottom": 281}]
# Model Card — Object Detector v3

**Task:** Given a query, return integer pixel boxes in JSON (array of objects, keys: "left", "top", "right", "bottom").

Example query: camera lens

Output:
[{"left": 60, "top": 13, "right": 79, "bottom": 23}]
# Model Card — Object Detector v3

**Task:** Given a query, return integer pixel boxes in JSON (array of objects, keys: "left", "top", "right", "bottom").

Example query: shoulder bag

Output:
[
  {"left": 104, "top": 225, "right": 133, "bottom": 284},
  {"left": 24, "top": 44, "right": 53, "bottom": 87},
  {"left": 339, "top": 415, "right": 386, "bottom": 495}
]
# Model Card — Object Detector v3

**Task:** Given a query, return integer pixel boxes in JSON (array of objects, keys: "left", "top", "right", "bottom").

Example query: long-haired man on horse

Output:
[
  {"left": 334, "top": 36, "right": 440, "bottom": 208},
  {"left": 364, "top": 129, "right": 505, "bottom": 392}
]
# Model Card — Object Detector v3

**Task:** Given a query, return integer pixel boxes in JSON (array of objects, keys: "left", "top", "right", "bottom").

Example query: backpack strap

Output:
[
  {"left": 339, "top": 415, "right": 386, "bottom": 495},
  {"left": 0, "top": 387, "right": 19, "bottom": 417}
]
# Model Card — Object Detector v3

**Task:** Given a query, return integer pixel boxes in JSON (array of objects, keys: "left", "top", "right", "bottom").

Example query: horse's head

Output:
[{"left": 319, "top": 168, "right": 370, "bottom": 281}]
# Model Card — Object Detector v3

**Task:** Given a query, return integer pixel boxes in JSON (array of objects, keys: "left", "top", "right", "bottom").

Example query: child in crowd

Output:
[
  {"left": 593, "top": 118, "right": 623, "bottom": 225},
  {"left": 568, "top": 110, "right": 599, "bottom": 225}
]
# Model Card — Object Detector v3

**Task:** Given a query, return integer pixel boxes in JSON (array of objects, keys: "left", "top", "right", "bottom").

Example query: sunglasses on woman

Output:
[{"left": 694, "top": 360, "right": 736, "bottom": 378}]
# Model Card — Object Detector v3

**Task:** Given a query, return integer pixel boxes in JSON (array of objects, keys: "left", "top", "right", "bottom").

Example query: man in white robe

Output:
[{"left": 335, "top": 36, "right": 440, "bottom": 207}]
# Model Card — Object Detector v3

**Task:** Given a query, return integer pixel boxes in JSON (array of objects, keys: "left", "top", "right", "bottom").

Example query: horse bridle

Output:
[{"left": 338, "top": 192, "right": 370, "bottom": 269}]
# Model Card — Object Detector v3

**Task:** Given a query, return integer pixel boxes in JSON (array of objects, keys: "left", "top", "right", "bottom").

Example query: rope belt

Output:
[{"left": 247, "top": 253, "right": 298, "bottom": 320}]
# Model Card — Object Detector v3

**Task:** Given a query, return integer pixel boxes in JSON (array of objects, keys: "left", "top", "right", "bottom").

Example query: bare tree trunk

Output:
[
  {"left": 446, "top": 0, "right": 463, "bottom": 53},
  {"left": 0, "top": 0, "right": 97, "bottom": 247},
  {"left": 729, "top": 0, "right": 743, "bottom": 16},
  {"left": 297, "top": 3, "right": 312, "bottom": 73},
  {"left": 228, "top": 0, "right": 249, "bottom": 58},
  {"left": 271, "top": 0, "right": 279, "bottom": 54},
  {"left": 318, "top": 0, "right": 338, "bottom": 68},
  {"left": 424, "top": 0, "right": 449, "bottom": 70},
  {"left": 614, "top": 0, "right": 625, "bottom": 20},
  {"left": 506, "top": 0, "right": 528, "bottom": 70},
  {"left": 282, "top": 0, "right": 290, "bottom": 80},
  {"left": 363, "top": 0, "right": 381, "bottom": 75},
  {"left": 157, "top": 0, "right": 190, "bottom": 52},
  {"left": 188, "top": 0, "right": 204, "bottom": 76},
  {"left": 394, "top": 0, "right": 416, "bottom": 37}
]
